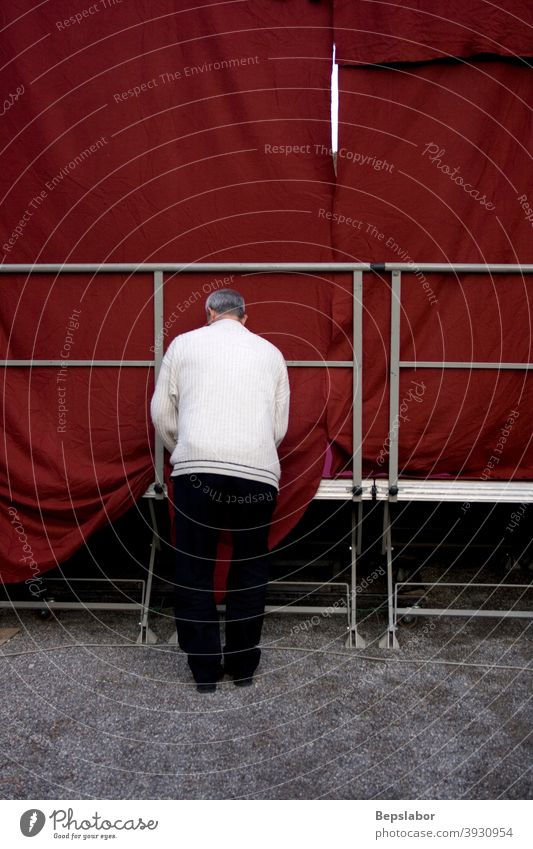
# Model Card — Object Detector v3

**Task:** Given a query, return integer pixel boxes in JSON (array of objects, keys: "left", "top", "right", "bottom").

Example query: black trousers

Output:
[{"left": 172, "top": 473, "right": 277, "bottom": 684}]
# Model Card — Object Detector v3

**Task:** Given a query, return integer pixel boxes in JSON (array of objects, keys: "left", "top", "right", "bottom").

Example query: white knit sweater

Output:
[{"left": 150, "top": 318, "right": 290, "bottom": 489}]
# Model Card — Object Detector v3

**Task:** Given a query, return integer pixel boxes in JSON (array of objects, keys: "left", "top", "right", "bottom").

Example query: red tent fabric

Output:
[
  {"left": 334, "top": 0, "right": 533, "bottom": 65},
  {"left": 328, "top": 6, "right": 533, "bottom": 481},
  {"left": 0, "top": 0, "right": 335, "bottom": 584},
  {"left": 2, "top": 0, "right": 532, "bottom": 588}
]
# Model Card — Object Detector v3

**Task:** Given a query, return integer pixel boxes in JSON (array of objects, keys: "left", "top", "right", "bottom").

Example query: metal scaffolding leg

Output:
[
  {"left": 379, "top": 500, "right": 399, "bottom": 649},
  {"left": 381, "top": 497, "right": 388, "bottom": 555},
  {"left": 345, "top": 269, "right": 366, "bottom": 648},
  {"left": 137, "top": 270, "right": 166, "bottom": 645},
  {"left": 356, "top": 500, "right": 363, "bottom": 555},
  {"left": 345, "top": 501, "right": 366, "bottom": 648},
  {"left": 136, "top": 497, "right": 159, "bottom": 645}
]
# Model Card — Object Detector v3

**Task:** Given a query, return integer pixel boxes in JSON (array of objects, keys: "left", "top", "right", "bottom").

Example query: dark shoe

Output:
[
  {"left": 196, "top": 682, "right": 217, "bottom": 693},
  {"left": 232, "top": 674, "right": 254, "bottom": 688},
  {"left": 222, "top": 663, "right": 255, "bottom": 686},
  {"left": 195, "top": 666, "right": 225, "bottom": 692}
]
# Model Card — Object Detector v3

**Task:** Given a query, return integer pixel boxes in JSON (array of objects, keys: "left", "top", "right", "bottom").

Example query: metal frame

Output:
[
  {"left": 347, "top": 270, "right": 366, "bottom": 647},
  {"left": 379, "top": 263, "right": 533, "bottom": 648},
  {"left": 2, "top": 262, "right": 532, "bottom": 648},
  {"left": 1, "top": 262, "right": 366, "bottom": 644},
  {"left": 0, "top": 578, "right": 146, "bottom": 610},
  {"left": 394, "top": 581, "right": 533, "bottom": 623},
  {"left": 262, "top": 579, "right": 350, "bottom": 616}
]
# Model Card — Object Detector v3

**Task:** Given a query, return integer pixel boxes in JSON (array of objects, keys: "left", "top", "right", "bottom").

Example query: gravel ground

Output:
[{"left": 0, "top": 606, "right": 531, "bottom": 800}]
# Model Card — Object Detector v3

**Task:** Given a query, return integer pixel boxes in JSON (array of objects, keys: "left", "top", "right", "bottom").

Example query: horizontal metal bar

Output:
[
  {"left": 287, "top": 361, "right": 352, "bottom": 367},
  {"left": 216, "top": 604, "right": 348, "bottom": 616},
  {"left": 397, "top": 606, "right": 533, "bottom": 619},
  {"left": 145, "top": 478, "right": 533, "bottom": 503},
  {"left": 373, "top": 479, "right": 533, "bottom": 502},
  {"left": 264, "top": 605, "right": 348, "bottom": 615},
  {"left": 1, "top": 360, "right": 154, "bottom": 367},
  {"left": 144, "top": 479, "right": 368, "bottom": 501},
  {"left": 398, "top": 581, "right": 532, "bottom": 589},
  {"left": 385, "top": 263, "right": 533, "bottom": 274},
  {"left": 0, "top": 601, "right": 144, "bottom": 610},
  {"left": 7, "top": 358, "right": 527, "bottom": 374},
  {"left": 314, "top": 480, "right": 362, "bottom": 500},
  {"left": 1, "top": 263, "right": 533, "bottom": 274},
  {"left": 1, "top": 359, "right": 351, "bottom": 369},
  {"left": 393, "top": 541, "right": 492, "bottom": 549},
  {"left": 33, "top": 578, "right": 145, "bottom": 585},
  {"left": 270, "top": 580, "right": 349, "bottom": 589},
  {"left": 400, "top": 361, "right": 533, "bottom": 370},
  {"left": 0, "top": 263, "right": 371, "bottom": 274}
]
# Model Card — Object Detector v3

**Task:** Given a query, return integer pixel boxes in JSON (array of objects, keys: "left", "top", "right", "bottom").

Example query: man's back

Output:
[
  {"left": 151, "top": 318, "right": 290, "bottom": 489},
  {"left": 150, "top": 288, "right": 290, "bottom": 691}
]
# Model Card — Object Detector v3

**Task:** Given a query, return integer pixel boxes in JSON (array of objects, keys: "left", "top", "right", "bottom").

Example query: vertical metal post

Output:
[
  {"left": 356, "top": 500, "right": 363, "bottom": 555},
  {"left": 378, "top": 500, "right": 399, "bottom": 649},
  {"left": 136, "top": 497, "right": 159, "bottom": 645},
  {"left": 388, "top": 270, "right": 402, "bottom": 493},
  {"left": 378, "top": 270, "right": 401, "bottom": 648},
  {"left": 153, "top": 270, "right": 165, "bottom": 486},
  {"left": 136, "top": 270, "right": 165, "bottom": 644},
  {"left": 346, "top": 270, "right": 366, "bottom": 648},
  {"left": 352, "top": 270, "right": 363, "bottom": 491},
  {"left": 381, "top": 500, "right": 388, "bottom": 555}
]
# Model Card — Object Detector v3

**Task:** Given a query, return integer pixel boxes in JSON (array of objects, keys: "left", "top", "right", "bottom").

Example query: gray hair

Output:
[{"left": 205, "top": 288, "right": 245, "bottom": 319}]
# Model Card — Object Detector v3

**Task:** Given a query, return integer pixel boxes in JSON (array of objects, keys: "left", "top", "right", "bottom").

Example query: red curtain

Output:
[
  {"left": 0, "top": 1, "right": 335, "bottom": 584},
  {"left": 2, "top": 0, "right": 532, "bottom": 586},
  {"left": 334, "top": 0, "right": 533, "bottom": 65},
  {"left": 328, "top": 4, "right": 533, "bottom": 481}
]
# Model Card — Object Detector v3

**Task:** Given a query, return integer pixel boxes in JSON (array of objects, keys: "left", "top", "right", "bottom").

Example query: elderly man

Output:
[{"left": 151, "top": 288, "right": 290, "bottom": 692}]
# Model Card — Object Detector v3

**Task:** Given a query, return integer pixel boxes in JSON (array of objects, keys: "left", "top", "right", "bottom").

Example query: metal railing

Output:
[
  {"left": 2, "top": 262, "right": 532, "bottom": 647},
  {"left": 386, "top": 265, "right": 533, "bottom": 495}
]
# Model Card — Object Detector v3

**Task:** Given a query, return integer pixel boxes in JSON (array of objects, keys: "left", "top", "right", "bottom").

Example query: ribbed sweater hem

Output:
[{"left": 170, "top": 460, "right": 280, "bottom": 490}]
